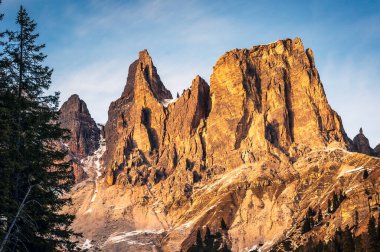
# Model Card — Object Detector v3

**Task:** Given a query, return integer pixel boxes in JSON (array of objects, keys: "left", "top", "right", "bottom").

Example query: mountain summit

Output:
[
  {"left": 121, "top": 49, "right": 172, "bottom": 101},
  {"left": 62, "top": 39, "right": 380, "bottom": 251}
]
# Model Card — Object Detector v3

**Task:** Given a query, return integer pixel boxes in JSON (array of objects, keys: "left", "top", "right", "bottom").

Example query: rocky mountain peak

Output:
[
  {"left": 122, "top": 49, "right": 172, "bottom": 102},
  {"left": 207, "top": 37, "right": 350, "bottom": 168},
  {"left": 374, "top": 143, "right": 380, "bottom": 157},
  {"left": 62, "top": 94, "right": 90, "bottom": 115},
  {"left": 352, "top": 127, "right": 373, "bottom": 155},
  {"left": 191, "top": 75, "right": 206, "bottom": 88},
  {"left": 59, "top": 94, "right": 100, "bottom": 158},
  {"left": 59, "top": 95, "right": 101, "bottom": 183},
  {"left": 138, "top": 49, "right": 152, "bottom": 65}
]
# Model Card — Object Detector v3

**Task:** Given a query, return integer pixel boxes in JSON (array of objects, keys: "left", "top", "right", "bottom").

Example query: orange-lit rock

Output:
[
  {"left": 206, "top": 38, "right": 349, "bottom": 170},
  {"left": 62, "top": 39, "right": 380, "bottom": 251}
]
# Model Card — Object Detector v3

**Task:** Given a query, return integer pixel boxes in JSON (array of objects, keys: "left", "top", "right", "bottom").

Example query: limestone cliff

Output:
[
  {"left": 206, "top": 38, "right": 349, "bottom": 169},
  {"left": 104, "top": 38, "right": 349, "bottom": 189},
  {"left": 62, "top": 38, "right": 380, "bottom": 252}
]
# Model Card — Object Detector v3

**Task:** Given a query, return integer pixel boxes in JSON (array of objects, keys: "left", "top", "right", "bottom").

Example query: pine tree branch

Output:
[{"left": 0, "top": 185, "right": 33, "bottom": 252}]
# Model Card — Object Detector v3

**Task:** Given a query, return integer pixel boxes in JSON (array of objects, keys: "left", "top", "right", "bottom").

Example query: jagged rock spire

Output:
[
  {"left": 352, "top": 127, "right": 372, "bottom": 155},
  {"left": 122, "top": 49, "right": 172, "bottom": 102},
  {"left": 59, "top": 94, "right": 100, "bottom": 157}
]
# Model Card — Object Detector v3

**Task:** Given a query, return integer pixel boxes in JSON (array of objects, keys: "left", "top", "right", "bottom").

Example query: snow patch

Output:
[
  {"left": 84, "top": 208, "right": 93, "bottom": 214},
  {"left": 246, "top": 237, "right": 277, "bottom": 251},
  {"left": 338, "top": 166, "right": 368, "bottom": 177},
  {"left": 81, "top": 135, "right": 106, "bottom": 209},
  {"left": 202, "top": 164, "right": 252, "bottom": 193},
  {"left": 343, "top": 167, "right": 367, "bottom": 174},
  {"left": 175, "top": 221, "right": 193, "bottom": 231},
  {"left": 82, "top": 239, "right": 92, "bottom": 249},
  {"left": 104, "top": 229, "right": 164, "bottom": 245},
  {"left": 161, "top": 98, "right": 178, "bottom": 107},
  {"left": 126, "top": 240, "right": 153, "bottom": 246},
  {"left": 345, "top": 185, "right": 359, "bottom": 194}
]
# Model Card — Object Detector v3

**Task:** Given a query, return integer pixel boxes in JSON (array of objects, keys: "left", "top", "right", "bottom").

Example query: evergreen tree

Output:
[
  {"left": 333, "top": 227, "right": 343, "bottom": 252},
  {"left": 301, "top": 217, "right": 310, "bottom": 233},
  {"left": 332, "top": 191, "right": 340, "bottom": 212},
  {"left": 339, "top": 190, "right": 346, "bottom": 202},
  {"left": 0, "top": 2, "right": 19, "bottom": 244},
  {"left": 354, "top": 235, "right": 363, "bottom": 252},
  {"left": 302, "top": 236, "right": 317, "bottom": 252},
  {"left": 0, "top": 6, "right": 77, "bottom": 251},
  {"left": 176, "top": 92, "right": 179, "bottom": 98},
  {"left": 0, "top": 1, "right": 14, "bottom": 238},
  {"left": 342, "top": 225, "right": 354, "bottom": 252},
  {"left": 282, "top": 240, "right": 293, "bottom": 251},
  {"left": 355, "top": 210, "right": 359, "bottom": 227},
  {"left": 363, "top": 169, "right": 369, "bottom": 179},
  {"left": 187, "top": 229, "right": 204, "bottom": 252},
  {"left": 221, "top": 218, "right": 228, "bottom": 230},
  {"left": 196, "top": 229, "right": 203, "bottom": 248},
  {"left": 220, "top": 243, "right": 232, "bottom": 252},
  {"left": 317, "top": 208, "right": 323, "bottom": 224},
  {"left": 378, "top": 214, "right": 380, "bottom": 247},
  {"left": 0, "top": 56, "right": 17, "bottom": 241},
  {"left": 300, "top": 207, "right": 319, "bottom": 234},
  {"left": 204, "top": 226, "right": 214, "bottom": 251},
  {"left": 367, "top": 215, "right": 378, "bottom": 252},
  {"left": 0, "top": 79, "right": 17, "bottom": 240},
  {"left": 316, "top": 240, "right": 325, "bottom": 252},
  {"left": 327, "top": 198, "right": 332, "bottom": 213}
]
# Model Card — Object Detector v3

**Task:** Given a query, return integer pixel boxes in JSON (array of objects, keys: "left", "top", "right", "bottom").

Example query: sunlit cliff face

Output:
[{"left": 60, "top": 38, "right": 380, "bottom": 252}]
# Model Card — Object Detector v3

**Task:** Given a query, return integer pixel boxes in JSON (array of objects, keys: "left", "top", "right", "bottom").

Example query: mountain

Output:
[
  {"left": 352, "top": 128, "right": 372, "bottom": 156},
  {"left": 62, "top": 38, "right": 380, "bottom": 251},
  {"left": 351, "top": 128, "right": 380, "bottom": 158},
  {"left": 374, "top": 144, "right": 380, "bottom": 157},
  {"left": 58, "top": 94, "right": 101, "bottom": 182}
]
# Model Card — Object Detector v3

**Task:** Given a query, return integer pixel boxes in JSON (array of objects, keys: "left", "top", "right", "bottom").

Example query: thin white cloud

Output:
[
  {"left": 50, "top": 0, "right": 241, "bottom": 123},
  {"left": 5, "top": 0, "right": 377, "bottom": 146}
]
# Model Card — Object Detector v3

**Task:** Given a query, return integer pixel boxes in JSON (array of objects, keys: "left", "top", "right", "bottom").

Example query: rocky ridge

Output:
[
  {"left": 103, "top": 38, "right": 350, "bottom": 189},
  {"left": 62, "top": 38, "right": 380, "bottom": 251}
]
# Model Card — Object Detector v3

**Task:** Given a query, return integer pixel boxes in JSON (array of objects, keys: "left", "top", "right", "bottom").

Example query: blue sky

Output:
[{"left": 2, "top": 0, "right": 380, "bottom": 146}]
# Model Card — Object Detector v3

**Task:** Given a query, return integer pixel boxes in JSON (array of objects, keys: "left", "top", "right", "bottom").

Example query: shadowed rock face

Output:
[
  {"left": 352, "top": 128, "right": 373, "bottom": 156},
  {"left": 59, "top": 94, "right": 100, "bottom": 157},
  {"left": 59, "top": 94, "right": 100, "bottom": 182},
  {"left": 64, "top": 39, "right": 380, "bottom": 252},
  {"left": 374, "top": 144, "right": 380, "bottom": 157}
]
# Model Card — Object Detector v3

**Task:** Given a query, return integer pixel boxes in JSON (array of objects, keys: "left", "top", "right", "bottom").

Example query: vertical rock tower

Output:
[
  {"left": 59, "top": 94, "right": 100, "bottom": 182},
  {"left": 206, "top": 38, "right": 350, "bottom": 169}
]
